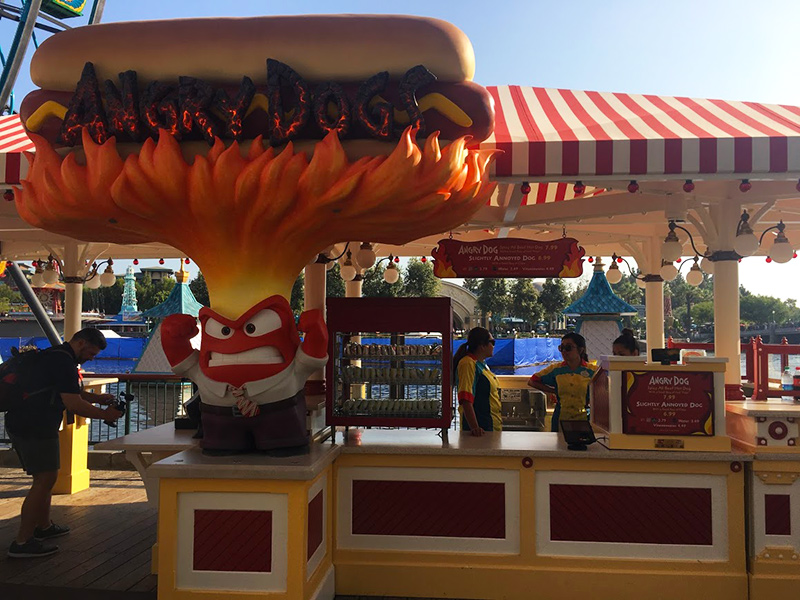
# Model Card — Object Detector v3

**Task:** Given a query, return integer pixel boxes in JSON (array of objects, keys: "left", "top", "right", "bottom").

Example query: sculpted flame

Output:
[{"left": 18, "top": 127, "right": 497, "bottom": 317}]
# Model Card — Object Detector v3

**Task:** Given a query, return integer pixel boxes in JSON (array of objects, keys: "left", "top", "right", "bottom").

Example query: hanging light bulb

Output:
[
  {"left": 85, "top": 274, "right": 103, "bottom": 289},
  {"left": 733, "top": 210, "right": 759, "bottom": 256},
  {"left": 605, "top": 261, "right": 623, "bottom": 284},
  {"left": 42, "top": 261, "right": 59, "bottom": 285},
  {"left": 768, "top": 221, "right": 794, "bottom": 264},
  {"left": 355, "top": 242, "right": 376, "bottom": 269},
  {"left": 99, "top": 260, "right": 117, "bottom": 287},
  {"left": 661, "top": 224, "right": 684, "bottom": 263},
  {"left": 700, "top": 256, "right": 715, "bottom": 274},
  {"left": 383, "top": 261, "right": 400, "bottom": 284},
  {"left": 30, "top": 270, "right": 45, "bottom": 288},
  {"left": 686, "top": 259, "right": 704, "bottom": 287},
  {"left": 340, "top": 250, "right": 357, "bottom": 281},
  {"left": 660, "top": 262, "right": 679, "bottom": 282}
]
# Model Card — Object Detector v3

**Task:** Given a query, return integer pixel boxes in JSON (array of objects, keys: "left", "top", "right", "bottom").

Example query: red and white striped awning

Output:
[
  {"left": 0, "top": 114, "right": 33, "bottom": 184},
  {"left": 480, "top": 86, "right": 800, "bottom": 180}
]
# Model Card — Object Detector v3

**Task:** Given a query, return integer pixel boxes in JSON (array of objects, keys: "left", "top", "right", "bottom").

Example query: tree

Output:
[
  {"left": 476, "top": 278, "right": 509, "bottom": 332},
  {"left": 665, "top": 272, "right": 712, "bottom": 336},
  {"left": 137, "top": 275, "right": 175, "bottom": 311},
  {"left": 463, "top": 278, "right": 480, "bottom": 294},
  {"left": 326, "top": 263, "right": 346, "bottom": 298},
  {"left": 509, "top": 278, "right": 543, "bottom": 330},
  {"left": 0, "top": 281, "right": 23, "bottom": 313},
  {"left": 610, "top": 272, "right": 644, "bottom": 307},
  {"left": 539, "top": 278, "right": 569, "bottom": 330},
  {"left": 290, "top": 272, "right": 304, "bottom": 314},
  {"left": 189, "top": 272, "right": 210, "bottom": 306},
  {"left": 402, "top": 258, "right": 440, "bottom": 298},
  {"left": 83, "top": 277, "right": 124, "bottom": 314},
  {"left": 362, "top": 263, "right": 402, "bottom": 297}
]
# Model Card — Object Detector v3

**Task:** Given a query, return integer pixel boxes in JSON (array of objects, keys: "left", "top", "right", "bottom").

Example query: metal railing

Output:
[{"left": 1, "top": 373, "right": 194, "bottom": 446}]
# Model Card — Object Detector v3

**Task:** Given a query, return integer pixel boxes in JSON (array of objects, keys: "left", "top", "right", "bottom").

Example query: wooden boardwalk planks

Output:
[{"left": 0, "top": 468, "right": 157, "bottom": 598}]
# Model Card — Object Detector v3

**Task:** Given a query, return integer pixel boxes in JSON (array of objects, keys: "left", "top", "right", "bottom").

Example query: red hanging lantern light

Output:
[
  {"left": 573, "top": 181, "right": 586, "bottom": 195},
  {"left": 394, "top": 256, "right": 400, "bottom": 263},
  {"left": 133, "top": 258, "right": 139, "bottom": 265},
  {"left": 627, "top": 180, "right": 639, "bottom": 193},
  {"left": 520, "top": 181, "right": 531, "bottom": 195},
  {"left": 796, "top": 179, "right": 800, "bottom": 193},
  {"left": 159, "top": 258, "right": 165, "bottom": 265},
  {"left": 184, "top": 258, "right": 191, "bottom": 264},
  {"left": 739, "top": 179, "right": 752, "bottom": 192},
  {"left": 587, "top": 257, "right": 594, "bottom": 263},
  {"left": 3, "top": 189, "right": 14, "bottom": 202},
  {"left": 766, "top": 257, "right": 772, "bottom": 263},
  {"left": 420, "top": 256, "right": 427, "bottom": 263},
  {"left": 683, "top": 179, "right": 695, "bottom": 193}
]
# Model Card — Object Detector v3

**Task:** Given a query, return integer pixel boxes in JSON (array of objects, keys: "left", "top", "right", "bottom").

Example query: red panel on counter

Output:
[
  {"left": 764, "top": 494, "right": 792, "bottom": 536},
  {"left": 352, "top": 480, "right": 505, "bottom": 538},
  {"left": 307, "top": 490, "right": 324, "bottom": 561},
  {"left": 549, "top": 484, "right": 712, "bottom": 545},
  {"left": 193, "top": 509, "right": 272, "bottom": 572}
]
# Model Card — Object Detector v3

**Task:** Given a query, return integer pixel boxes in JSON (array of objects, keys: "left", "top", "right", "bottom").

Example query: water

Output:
[{"left": 495, "top": 353, "right": 788, "bottom": 379}]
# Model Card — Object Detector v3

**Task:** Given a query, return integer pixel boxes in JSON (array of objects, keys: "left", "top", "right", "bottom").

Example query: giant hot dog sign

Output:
[
  {"left": 622, "top": 371, "right": 715, "bottom": 436},
  {"left": 16, "top": 15, "right": 499, "bottom": 453},
  {"left": 431, "top": 238, "right": 586, "bottom": 278}
]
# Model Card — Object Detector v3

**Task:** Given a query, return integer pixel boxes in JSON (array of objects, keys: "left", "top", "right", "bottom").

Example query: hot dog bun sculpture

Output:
[{"left": 16, "top": 15, "right": 498, "bottom": 452}]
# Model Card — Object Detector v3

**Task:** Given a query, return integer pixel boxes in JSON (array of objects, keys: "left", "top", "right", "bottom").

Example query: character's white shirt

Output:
[{"left": 172, "top": 348, "right": 328, "bottom": 407}]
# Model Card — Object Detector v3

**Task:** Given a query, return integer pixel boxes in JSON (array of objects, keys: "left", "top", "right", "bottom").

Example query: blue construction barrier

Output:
[{"left": 452, "top": 337, "right": 561, "bottom": 368}]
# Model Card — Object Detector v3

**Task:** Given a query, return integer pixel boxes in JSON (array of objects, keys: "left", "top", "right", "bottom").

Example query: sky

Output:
[{"left": 4, "top": 0, "right": 800, "bottom": 299}]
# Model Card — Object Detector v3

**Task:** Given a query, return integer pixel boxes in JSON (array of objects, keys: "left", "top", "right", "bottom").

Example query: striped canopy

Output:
[
  {"left": 480, "top": 86, "right": 800, "bottom": 180},
  {"left": 0, "top": 114, "right": 34, "bottom": 184}
]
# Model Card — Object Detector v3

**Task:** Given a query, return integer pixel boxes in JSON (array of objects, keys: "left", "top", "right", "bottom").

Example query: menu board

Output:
[
  {"left": 622, "top": 371, "right": 714, "bottom": 436},
  {"left": 431, "top": 238, "right": 585, "bottom": 278}
]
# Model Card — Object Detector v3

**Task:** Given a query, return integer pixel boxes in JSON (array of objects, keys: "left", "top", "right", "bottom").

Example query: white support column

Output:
[
  {"left": 304, "top": 261, "right": 327, "bottom": 389},
  {"left": 304, "top": 262, "right": 327, "bottom": 314},
  {"left": 712, "top": 201, "right": 744, "bottom": 400},
  {"left": 345, "top": 274, "right": 363, "bottom": 298},
  {"left": 644, "top": 279, "right": 665, "bottom": 351},
  {"left": 642, "top": 236, "right": 665, "bottom": 352},
  {"left": 62, "top": 242, "right": 83, "bottom": 340}
]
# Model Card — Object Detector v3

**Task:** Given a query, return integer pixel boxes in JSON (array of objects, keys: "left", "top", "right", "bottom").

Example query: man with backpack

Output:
[{"left": 6, "top": 327, "right": 123, "bottom": 558}]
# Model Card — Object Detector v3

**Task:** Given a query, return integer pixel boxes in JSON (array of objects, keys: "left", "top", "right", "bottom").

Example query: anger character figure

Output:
[{"left": 161, "top": 296, "right": 328, "bottom": 452}]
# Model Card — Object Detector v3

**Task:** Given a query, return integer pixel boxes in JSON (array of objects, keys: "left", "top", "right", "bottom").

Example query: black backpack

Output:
[{"left": 0, "top": 346, "right": 70, "bottom": 412}]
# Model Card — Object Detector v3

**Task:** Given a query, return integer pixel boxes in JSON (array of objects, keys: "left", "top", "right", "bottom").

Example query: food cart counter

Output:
[{"left": 149, "top": 429, "right": 748, "bottom": 600}]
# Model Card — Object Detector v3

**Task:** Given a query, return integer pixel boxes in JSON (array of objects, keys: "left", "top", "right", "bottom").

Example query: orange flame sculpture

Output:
[{"left": 18, "top": 127, "right": 497, "bottom": 317}]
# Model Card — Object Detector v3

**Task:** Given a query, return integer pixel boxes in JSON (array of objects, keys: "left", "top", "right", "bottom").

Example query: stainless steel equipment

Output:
[{"left": 500, "top": 387, "right": 546, "bottom": 431}]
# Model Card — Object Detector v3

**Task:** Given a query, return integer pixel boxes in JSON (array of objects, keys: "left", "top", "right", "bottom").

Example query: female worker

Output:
[
  {"left": 528, "top": 332, "right": 596, "bottom": 432},
  {"left": 612, "top": 328, "right": 641, "bottom": 356},
  {"left": 453, "top": 327, "right": 502, "bottom": 436}
]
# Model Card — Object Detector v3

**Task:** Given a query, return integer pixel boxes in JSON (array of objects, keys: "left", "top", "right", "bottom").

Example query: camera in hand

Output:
[{"left": 103, "top": 392, "right": 133, "bottom": 427}]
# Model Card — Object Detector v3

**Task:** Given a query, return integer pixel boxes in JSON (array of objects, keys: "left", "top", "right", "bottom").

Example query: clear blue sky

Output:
[{"left": 5, "top": 0, "right": 800, "bottom": 298}]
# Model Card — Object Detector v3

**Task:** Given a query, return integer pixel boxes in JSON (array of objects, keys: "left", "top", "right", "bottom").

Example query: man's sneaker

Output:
[
  {"left": 34, "top": 522, "right": 70, "bottom": 541},
  {"left": 8, "top": 538, "right": 59, "bottom": 558}
]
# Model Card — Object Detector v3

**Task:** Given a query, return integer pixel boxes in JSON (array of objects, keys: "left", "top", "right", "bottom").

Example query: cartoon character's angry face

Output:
[{"left": 198, "top": 296, "right": 300, "bottom": 387}]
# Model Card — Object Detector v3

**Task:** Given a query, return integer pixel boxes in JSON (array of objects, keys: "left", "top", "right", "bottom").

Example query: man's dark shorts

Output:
[{"left": 9, "top": 432, "right": 60, "bottom": 475}]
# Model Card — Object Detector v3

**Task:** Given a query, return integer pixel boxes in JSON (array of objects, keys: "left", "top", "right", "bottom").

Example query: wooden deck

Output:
[{"left": 1, "top": 468, "right": 157, "bottom": 600}]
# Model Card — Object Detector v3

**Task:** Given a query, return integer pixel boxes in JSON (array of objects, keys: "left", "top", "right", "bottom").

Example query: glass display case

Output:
[{"left": 325, "top": 297, "right": 452, "bottom": 429}]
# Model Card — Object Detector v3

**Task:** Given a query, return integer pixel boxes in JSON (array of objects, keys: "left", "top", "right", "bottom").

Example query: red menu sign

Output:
[
  {"left": 431, "top": 238, "right": 585, "bottom": 278},
  {"left": 622, "top": 371, "right": 715, "bottom": 436}
]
